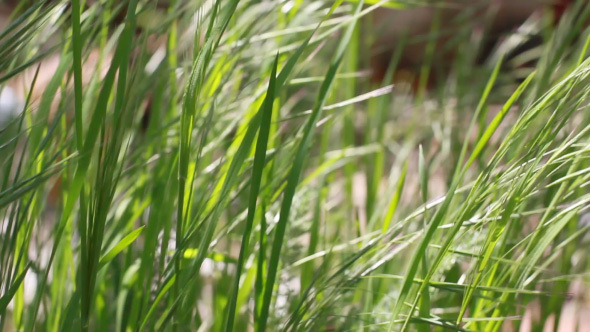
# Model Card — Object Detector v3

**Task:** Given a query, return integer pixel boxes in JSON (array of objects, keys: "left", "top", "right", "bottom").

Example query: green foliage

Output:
[{"left": 1, "top": 0, "right": 590, "bottom": 331}]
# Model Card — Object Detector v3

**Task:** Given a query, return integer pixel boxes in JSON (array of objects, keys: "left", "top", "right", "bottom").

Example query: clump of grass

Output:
[{"left": 1, "top": 0, "right": 590, "bottom": 331}]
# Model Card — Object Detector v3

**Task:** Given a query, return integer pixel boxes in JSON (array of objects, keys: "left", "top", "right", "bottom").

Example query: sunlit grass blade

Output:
[
  {"left": 257, "top": 1, "right": 363, "bottom": 331},
  {"left": 223, "top": 54, "right": 278, "bottom": 332}
]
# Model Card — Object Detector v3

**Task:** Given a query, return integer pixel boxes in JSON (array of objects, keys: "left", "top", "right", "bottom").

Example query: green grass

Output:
[{"left": 1, "top": 0, "right": 590, "bottom": 331}]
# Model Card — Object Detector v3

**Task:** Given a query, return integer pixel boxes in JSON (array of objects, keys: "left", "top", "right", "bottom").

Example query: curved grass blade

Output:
[
  {"left": 257, "top": 1, "right": 363, "bottom": 330},
  {"left": 223, "top": 54, "right": 278, "bottom": 332},
  {"left": 98, "top": 225, "right": 145, "bottom": 270}
]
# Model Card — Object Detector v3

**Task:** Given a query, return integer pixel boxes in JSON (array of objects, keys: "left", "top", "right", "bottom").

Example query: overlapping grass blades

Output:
[{"left": 0, "top": 0, "right": 590, "bottom": 331}]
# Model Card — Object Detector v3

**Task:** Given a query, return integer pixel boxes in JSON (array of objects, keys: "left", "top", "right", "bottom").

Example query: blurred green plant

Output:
[{"left": 0, "top": 0, "right": 589, "bottom": 331}]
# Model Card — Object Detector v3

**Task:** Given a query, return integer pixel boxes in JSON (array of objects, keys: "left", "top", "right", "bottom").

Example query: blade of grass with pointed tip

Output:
[
  {"left": 98, "top": 226, "right": 145, "bottom": 270},
  {"left": 224, "top": 54, "right": 278, "bottom": 332},
  {"left": 257, "top": 2, "right": 363, "bottom": 331},
  {"left": 382, "top": 161, "right": 408, "bottom": 234}
]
